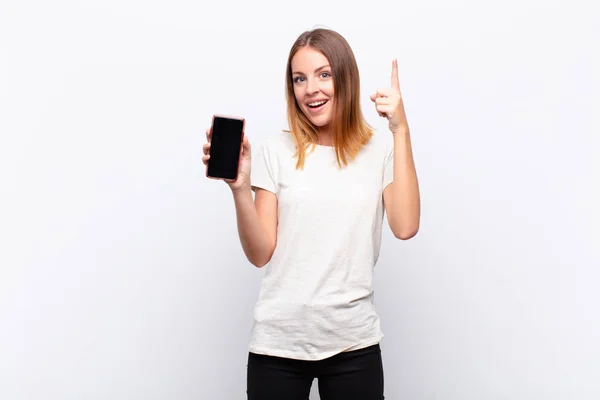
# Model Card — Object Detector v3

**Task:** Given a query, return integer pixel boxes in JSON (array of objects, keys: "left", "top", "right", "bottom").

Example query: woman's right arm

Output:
[
  {"left": 231, "top": 186, "right": 278, "bottom": 268},
  {"left": 203, "top": 127, "right": 278, "bottom": 268}
]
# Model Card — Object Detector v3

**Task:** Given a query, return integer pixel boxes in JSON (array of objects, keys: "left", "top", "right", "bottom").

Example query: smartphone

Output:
[{"left": 206, "top": 114, "right": 245, "bottom": 181}]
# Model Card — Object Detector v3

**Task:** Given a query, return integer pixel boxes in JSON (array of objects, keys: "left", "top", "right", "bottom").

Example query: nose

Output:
[{"left": 306, "top": 78, "right": 319, "bottom": 95}]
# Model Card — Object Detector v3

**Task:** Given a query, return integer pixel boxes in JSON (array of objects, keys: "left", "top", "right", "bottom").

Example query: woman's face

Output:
[{"left": 291, "top": 47, "right": 335, "bottom": 131}]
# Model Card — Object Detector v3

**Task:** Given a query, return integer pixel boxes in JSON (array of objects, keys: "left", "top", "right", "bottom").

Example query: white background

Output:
[{"left": 1, "top": 0, "right": 598, "bottom": 399}]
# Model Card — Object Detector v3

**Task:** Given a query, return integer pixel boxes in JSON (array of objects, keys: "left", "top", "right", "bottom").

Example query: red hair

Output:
[{"left": 284, "top": 28, "right": 373, "bottom": 169}]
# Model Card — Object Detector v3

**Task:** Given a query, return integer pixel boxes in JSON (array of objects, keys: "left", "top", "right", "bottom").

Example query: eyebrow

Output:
[{"left": 292, "top": 64, "right": 331, "bottom": 75}]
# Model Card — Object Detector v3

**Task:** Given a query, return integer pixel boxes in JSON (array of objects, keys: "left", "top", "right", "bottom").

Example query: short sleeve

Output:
[
  {"left": 251, "top": 137, "right": 279, "bottom": 194},
  {"left": 383, "top": 136, "right": 394, "bottom": 189}
]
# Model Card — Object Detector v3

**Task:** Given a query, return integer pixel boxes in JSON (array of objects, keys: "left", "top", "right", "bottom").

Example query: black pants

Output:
[{"left": 247, "top": 343, "right": 385, "bottom": 400}]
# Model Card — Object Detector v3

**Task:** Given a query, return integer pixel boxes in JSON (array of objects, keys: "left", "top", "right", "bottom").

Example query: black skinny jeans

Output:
[{"left": 247, "top": 343, "right": 385, "bottom": 400}]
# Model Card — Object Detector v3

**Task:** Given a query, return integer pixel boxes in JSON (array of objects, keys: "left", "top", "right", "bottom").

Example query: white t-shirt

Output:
[{"left": 248, "top": 130, "right": 394, "bottom": 361}]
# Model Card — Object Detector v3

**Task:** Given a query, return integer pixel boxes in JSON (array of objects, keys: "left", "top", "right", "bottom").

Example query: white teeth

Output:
[{"left": 308, "top": 100, "right": 327, "bottom": 107}]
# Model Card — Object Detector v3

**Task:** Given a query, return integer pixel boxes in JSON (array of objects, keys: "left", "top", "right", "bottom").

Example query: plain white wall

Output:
[{"left": 1, "top": 0, "right": 598, "bottom": 399}]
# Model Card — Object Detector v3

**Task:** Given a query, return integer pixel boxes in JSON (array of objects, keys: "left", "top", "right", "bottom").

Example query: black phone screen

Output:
[{"left": 207, "top": 116, "right": 244, "bottom": 180}]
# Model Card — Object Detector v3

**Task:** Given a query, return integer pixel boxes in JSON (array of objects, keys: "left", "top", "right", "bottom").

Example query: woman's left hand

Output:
[{"left": 370, "top": 59, "right": 409, "bottom": 134}]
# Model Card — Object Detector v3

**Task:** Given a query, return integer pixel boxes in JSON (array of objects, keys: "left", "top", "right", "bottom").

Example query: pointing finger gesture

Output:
[{"left": 370, "top": 59, "right": 409, "bottom": 134}]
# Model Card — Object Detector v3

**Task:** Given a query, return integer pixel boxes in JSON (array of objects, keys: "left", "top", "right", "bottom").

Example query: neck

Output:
[{"left": 317, "top": 126, "right": 333, "bottom": 146}]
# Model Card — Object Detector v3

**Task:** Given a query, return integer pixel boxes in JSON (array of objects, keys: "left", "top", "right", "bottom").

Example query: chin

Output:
[
  {"left": 310, "top": 118, "right": 329, "bottom": 127},
  {"left": 304, "top": 112, "right": 332, "bottom": 128}
]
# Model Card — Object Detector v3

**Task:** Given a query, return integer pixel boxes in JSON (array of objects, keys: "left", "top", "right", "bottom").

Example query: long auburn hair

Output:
[{"left": 284, "top": 28, "right": 373, "bottom": 169}]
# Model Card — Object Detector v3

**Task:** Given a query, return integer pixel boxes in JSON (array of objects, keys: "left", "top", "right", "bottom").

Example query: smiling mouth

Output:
[{"left": 307, "top": 100, "right": 328, "bottom": 109}]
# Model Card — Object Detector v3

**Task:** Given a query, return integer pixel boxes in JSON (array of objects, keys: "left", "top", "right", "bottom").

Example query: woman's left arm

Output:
[
  {"left": 383, "top": 129, "right": 420, "bottom": 239},
  {"left": 371, "top": 59, "right": 421, "bottom": 239}
]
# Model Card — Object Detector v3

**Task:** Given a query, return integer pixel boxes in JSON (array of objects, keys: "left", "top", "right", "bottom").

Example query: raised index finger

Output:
[{"left": 391, "top": 58, "right": 400, "bottom": 91}]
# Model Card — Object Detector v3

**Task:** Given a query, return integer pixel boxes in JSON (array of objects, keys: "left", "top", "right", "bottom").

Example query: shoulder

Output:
[
  {"left": 252, "top": 131, "right": 297, "bottom": 178},
  {"left": 258, "top": 131, "right": 296, "bottom": 156},
  {"left": 359, "top": 129, "right": 394, "bottom": 160}
]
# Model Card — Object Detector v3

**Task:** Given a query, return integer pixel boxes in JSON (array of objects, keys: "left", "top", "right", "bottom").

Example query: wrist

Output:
[
  {"left": 391, "top": 126, "right": 409, "bottom": 136},
  {"left": 230, "top": 183, "right": 252, "bottom": 197}
]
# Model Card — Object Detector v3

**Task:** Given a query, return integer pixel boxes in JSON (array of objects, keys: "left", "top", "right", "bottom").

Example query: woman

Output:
[{"left": 203, "top": 28, "right": 420, "bottom": 400}]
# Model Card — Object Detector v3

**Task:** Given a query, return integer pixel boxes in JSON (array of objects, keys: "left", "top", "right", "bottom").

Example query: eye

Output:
[
  {"left": 320, "top": 72, "right": 331, "bottom": 78},
  {"left": 293, "top": 76, "right": 305, "bottom": 84}
]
